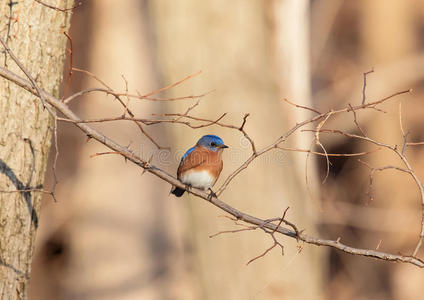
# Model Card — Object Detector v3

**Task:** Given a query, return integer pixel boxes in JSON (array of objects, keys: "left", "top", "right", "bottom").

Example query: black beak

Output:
[{"left": 219, "top": 144, "right": 229, "bottom": 149}]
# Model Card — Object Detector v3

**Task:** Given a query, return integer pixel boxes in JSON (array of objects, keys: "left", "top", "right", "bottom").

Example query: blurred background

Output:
[{"left": 29, "top": 1, "right": 424, "bottom": 299}]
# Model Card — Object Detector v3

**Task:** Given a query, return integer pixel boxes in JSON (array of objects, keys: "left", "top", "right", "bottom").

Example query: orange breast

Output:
[{"left": 177, "top": 146, "right": 223, "bottom": 184}]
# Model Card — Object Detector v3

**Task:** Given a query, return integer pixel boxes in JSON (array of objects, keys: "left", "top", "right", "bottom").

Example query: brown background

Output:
[{"left": 29, "top": 1, "right": 424, "bottom": 299}]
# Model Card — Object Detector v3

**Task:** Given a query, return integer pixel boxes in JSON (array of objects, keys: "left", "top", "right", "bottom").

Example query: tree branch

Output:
[{"left": 1, "top": 65, "right": 423, "bottom": 267}]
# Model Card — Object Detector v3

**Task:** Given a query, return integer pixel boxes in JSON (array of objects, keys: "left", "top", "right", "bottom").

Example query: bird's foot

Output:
[
  {"left": 207, "top": 188, "right": 217, "bottom": 201},
  {"left": 185, "top": 184, "right": 192, "bottom": 193}
]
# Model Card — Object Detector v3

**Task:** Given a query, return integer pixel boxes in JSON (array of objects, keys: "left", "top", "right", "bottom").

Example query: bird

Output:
[{"left": 171, "top": 135, "right": 228, "bottom": 197}]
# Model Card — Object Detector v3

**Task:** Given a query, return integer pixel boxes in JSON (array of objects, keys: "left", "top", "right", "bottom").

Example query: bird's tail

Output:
[{"left": 171, "top": 186, "right": 185, "bottom": 197}]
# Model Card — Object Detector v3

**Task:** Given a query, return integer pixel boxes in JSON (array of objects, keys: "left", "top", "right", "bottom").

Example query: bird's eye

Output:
[{"left": 210, "top": 142, "right": 216, "bottom": 147}]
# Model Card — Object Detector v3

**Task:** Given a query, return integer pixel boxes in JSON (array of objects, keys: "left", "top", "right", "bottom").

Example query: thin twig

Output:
[
  {"left": 282, "top": 98, "right": 321, "bottom": 115},
  {"left": 362, "top": 68, "right": 374, "bottom": 105},
  {"left": 278, "top": 146, "right": 380, "bottom": 157},
  {"left": 142, "top": 70, "right": 202, "bottom": 98},
  {"left": 33, "top": 0, "right": 82, "bottom": 12},
  {"left": 348, "top": 103, "right": 366, "bottom": 136},
  {"left": 61, "top": 31, "right": 73, "bottom": 100},
  {"left": 0, "top": 36, "right": 55, "bottom": 116}
]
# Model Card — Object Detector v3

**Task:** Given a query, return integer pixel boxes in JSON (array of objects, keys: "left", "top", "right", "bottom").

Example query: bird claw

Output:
[{"left": 207, "top": 188, "right": 217, "bottom": 200}]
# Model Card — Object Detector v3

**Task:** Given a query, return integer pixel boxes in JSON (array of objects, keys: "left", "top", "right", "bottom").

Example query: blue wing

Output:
[{"left": 180, "top": 146, "right": 195, "bottom": 165}]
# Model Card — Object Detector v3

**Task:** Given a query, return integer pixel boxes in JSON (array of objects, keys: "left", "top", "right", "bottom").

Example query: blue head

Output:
[{"left": 197, "top": 135, "right": 228, "bottom": 152}]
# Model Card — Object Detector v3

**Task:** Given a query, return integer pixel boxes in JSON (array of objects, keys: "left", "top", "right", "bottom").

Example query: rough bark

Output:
[{"left": 0, "top": 1, "right": 73, "bottom": 298}]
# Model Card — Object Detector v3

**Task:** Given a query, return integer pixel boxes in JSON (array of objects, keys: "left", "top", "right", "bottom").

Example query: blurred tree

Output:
[
  {"left": 149, "top": 0, "right": 324, "bottom": 299},
  {"left": 0, "top": 0, "right": 74, "bottom": 299},
  {"left": 30, "top": 1, "right": 199, "bottom": 299}
]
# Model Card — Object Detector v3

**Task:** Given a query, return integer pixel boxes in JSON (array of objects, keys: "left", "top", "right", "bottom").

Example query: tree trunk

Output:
[{"left": 0, "top": 1, "right": 73, "bottom": 298}]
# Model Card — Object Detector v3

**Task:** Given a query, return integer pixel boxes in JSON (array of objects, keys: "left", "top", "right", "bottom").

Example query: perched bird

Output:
[{"left": 171, "top": 135, "right": 228, "bottom": 197}]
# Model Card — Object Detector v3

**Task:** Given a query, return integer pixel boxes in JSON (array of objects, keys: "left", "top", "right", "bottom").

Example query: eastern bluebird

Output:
[{"left": 171, "top": 135, "right": 228, "bottom": 197}]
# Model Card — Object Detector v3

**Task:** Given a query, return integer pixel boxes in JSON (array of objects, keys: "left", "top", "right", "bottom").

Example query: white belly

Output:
[{"left": 180, "top": 170, "right": 215, "bottom": 190}]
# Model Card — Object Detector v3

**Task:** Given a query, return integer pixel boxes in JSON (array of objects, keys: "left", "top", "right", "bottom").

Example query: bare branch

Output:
[
  {"left": 348, "top": 103, "right": 366, "bottom": 136},
  {"left": 1, "top": 65, "right": 424, "bottom": 268},
  {"left": 278, "top": 146, "right": 380, "bottom": 157},
  {"left": 62, "top": 31, "right": 73, "bottom": 100},
  {"left": 308, "top": 128, "right": 424, "bottom": 255},
  {"left": 282, "top": 98, "right": 321, "bottom": 115},
  {"left": 362, "top": 68, "right": 374, "bottom": 105}
]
